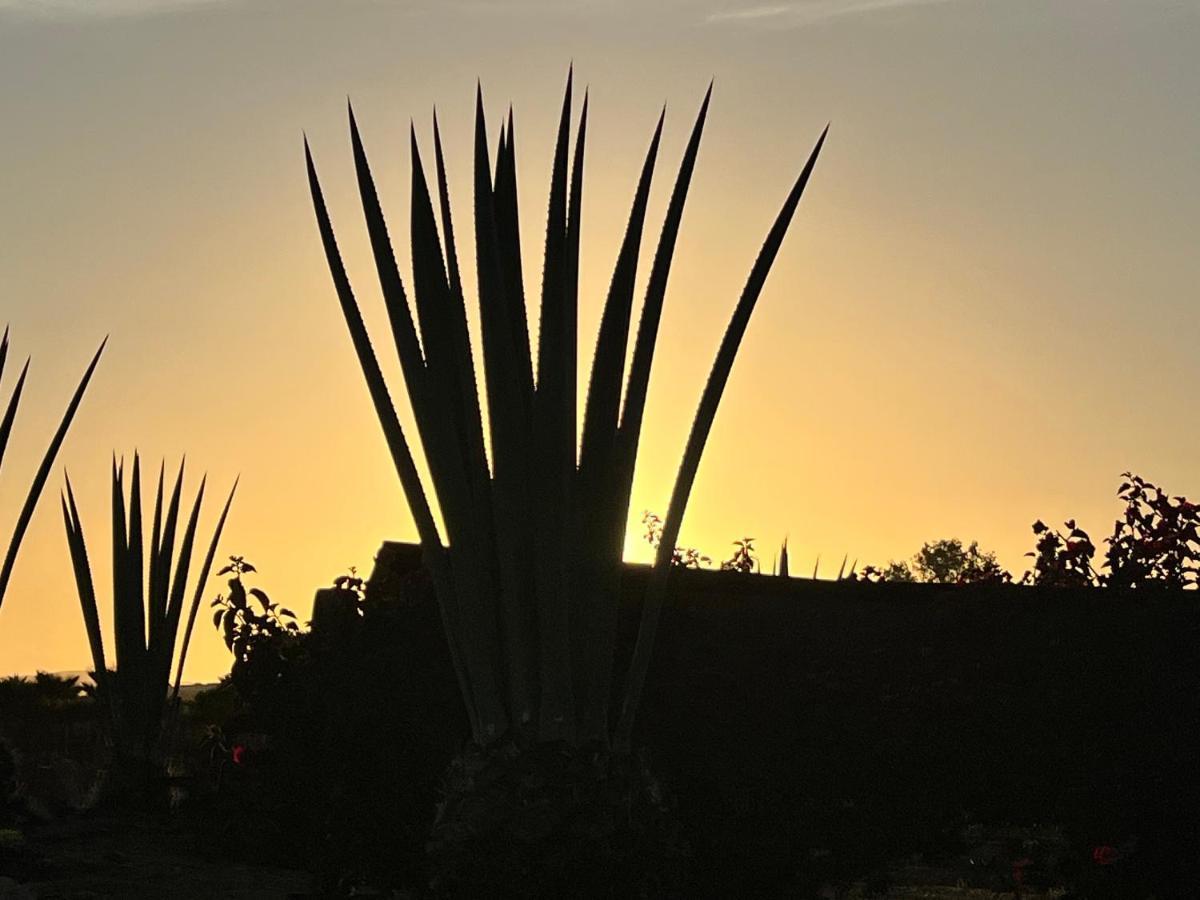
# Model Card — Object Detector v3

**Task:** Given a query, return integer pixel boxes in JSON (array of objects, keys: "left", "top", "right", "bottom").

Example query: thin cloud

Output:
[
  {"left": 708, "top": 4, "right": 793, "bottom": 21},
  {"left": 705, "top": 0, "right": 963, "bottom": 27},
  {"left": 0, "top": 0, "right": 233, "bottom": 19}
]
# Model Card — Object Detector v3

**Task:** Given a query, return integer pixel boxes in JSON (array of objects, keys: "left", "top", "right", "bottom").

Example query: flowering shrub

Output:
[
  {"left": 720, "top": 538, "right": 758, "bottom": 574},
  {"left": 210, "top": 557, "right": 299, "bottom": 663},
  {"left": 1025, "top": 473, "right": 1200, "bottom": 589},
  {"left": 1102, "top": 473, "right": 1200, "bottom": 589},
  {"left": 1023, "top": 520, "right": 1098, "bottom": 587}
]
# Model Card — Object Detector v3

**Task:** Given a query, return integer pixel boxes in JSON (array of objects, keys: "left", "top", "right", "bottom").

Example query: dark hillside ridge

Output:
[{"left": 367, "top": 541, "right": 1200, "bottom": 895}]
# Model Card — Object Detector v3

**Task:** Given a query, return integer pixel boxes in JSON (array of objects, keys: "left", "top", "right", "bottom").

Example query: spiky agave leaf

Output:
[
  {"left": 306, "top": 134, "right": 492, "bottom": 739},
  {"left": 411, "top": 123, "right": 509, "bottom": 739},
  {"left": 779, "top": 537, "right": 790, "bottom": 578},
  {"left": 432, "top": 111, "right": 492, "bottom": 496},
  {"left": 127, "top": 454, "right": 146, "bottom": 660},
  {"left": 466, "top": 84, "right": 537, "bottom": 740},
  {"left": 147, "top": 475, "right": 205, "bottom": 735},
  {"left": 0, "top": 359, "right": 30, "bottom": 471},
  {"left": 61, "top": 475, "right": 107, "bottom": 697},
  {"left": 172, "top": 477, "right": 237, "bottom": 699},
  {"left": 433, "top": 110, "right": 536, "bottom": 729},
  {"left": 146, "top": 463, "right": 166, "bottom": 652},
  {"left": 612, "top": 84, "right": 713, "bottom": 546},
  {"left": 0, "top": 338, "right": 105, "bottom": 611},
  {"left": 615, "top": 125, "right": 829, "bottom": 750},
  {"left": 349, "top": 110, "right": 493, "bottom": 702},
  {"left": 429, "top": 110, "right": 525, "bottom": 723},
  {"left": 492, "top": 108, "right": 533, "bottom": 389},
  {"left": 573, "top": 108, "right": 666, "bottom": 742},
  {"left": 530, "top": 72, "right": 581, "bottom": 740}
]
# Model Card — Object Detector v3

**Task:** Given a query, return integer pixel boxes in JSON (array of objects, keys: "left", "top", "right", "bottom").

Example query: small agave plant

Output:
[
  {"left": 0, "top": 327, "right": 105, "bottom": 615},
  {"left": 307, "top": 71, "right": 825, "bottom": 753},
  {"left": 60, "top": 454, "right": 236, "bottom": 768}
]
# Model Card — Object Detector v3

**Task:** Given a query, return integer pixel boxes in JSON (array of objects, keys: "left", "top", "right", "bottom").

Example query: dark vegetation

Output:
[{"left": 4, "top": 503, "right": 1200, "bottom": 896}]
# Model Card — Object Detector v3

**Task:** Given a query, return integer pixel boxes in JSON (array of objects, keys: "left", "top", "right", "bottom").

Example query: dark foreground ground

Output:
[
  {"left": 621, "top": 567, "right": 1200, "bottom": 898},
  {"left": 3, "top": 557, "right": 1197, "bottom": 898}
]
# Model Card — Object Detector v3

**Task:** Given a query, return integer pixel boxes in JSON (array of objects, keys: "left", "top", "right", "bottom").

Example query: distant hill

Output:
[{"left": 5, "top": 670, "right": 220, "bottom": 702}]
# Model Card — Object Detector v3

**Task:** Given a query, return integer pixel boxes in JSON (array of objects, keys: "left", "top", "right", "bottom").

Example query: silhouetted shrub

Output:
[
  {"left": 199, "top": 566, "right": 466, "bottom": 891},
  {"left": 1024, "top": 472, "right": 1200, "bottom": 589},
  {"left": 1103, "top": 472, "right": 1200, "bottom": 588}
]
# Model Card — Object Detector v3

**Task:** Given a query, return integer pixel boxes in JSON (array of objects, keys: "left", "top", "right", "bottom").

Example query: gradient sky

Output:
[{"left": 1, "top": 0, "right": 1197, "bottom": 682}]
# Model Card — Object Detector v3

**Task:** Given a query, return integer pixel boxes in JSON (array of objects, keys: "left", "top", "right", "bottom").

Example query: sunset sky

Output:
[{"left": 1, "top": 0, "right": 1197, "bottom": 683}]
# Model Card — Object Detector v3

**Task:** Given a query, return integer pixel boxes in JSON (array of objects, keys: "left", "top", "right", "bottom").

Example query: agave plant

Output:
[
  {"left": 306, "top": 70, "right": 825, "bottom": 751},
  {"left": 60, "top": 454, "right": 235, "bottom": 762},
  {"left": 0, "top": 327, "right": 105, "bottom": 614},
  {"left": 778, "top": 537, "right": 790, "bottom": 578}
]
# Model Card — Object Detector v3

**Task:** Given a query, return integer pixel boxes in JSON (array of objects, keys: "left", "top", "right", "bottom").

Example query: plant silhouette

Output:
[
  {"left": 306, "top": 68, "right": 826, "bottom": 750},
  {"left": 0, "top": 328, "right": 105, "bottom": 615},
  {"left": 60, "top": 455, "right": 236, "bottom": 768}
]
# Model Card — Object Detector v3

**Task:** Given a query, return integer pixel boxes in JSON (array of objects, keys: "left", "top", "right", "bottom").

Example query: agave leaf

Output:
[
  {"left": 616, "top": 125, "right": 829, "bottom": 749},
  {"left": 535, "top": 68, "right": 572, "bottom": 398},
  {"left": 577, "top": 109, "right": 664, "bottom": 481},
  {"left": 348, "top": 103, "right": 429, "bottom": 401},
  {"left": 572, "top": 107, "right": 665, "bottom": 742},
  {"left": 0, "top": 338, "right": 105, "bottom": 611},
  {"left": 409, "top": 126, "right": 472, "bottom": 480},
  {"left": 409, "top": 118, "right": 511, "bottom": 742},
  {"left": 158, "top": 459, "right": 185, "bottom": 601},
  {"left": 0, "top": 358, "right": 30, "bottom": 472},
  {"left": 431, "top": 111, "right": 511, "bottom": 722},
  {"left": 147, "top": 462, "right": 165, "bottom": 651},
  {"left": 61, "top": 477, "right": 121, "bottom": 736},
  {"left": 529, "top": 69, "right": 578, "bottom": 741},
  {"left": 466, "top": 85, "right": 537, "bottom": 737},
  {"left": 474, "top": 84, "right": 533, "bottom": 476},
  {"left": 61, "top": 478, "right": 107, "bottom": 695},
  {"left": 110, "top": 457, "right": 134, "bottom": 675},
  {"left": 150, "top": 476, "right": 204, "bottom": 729},
  {"left": 432, "top": 109, "right": 494, "bottom": 516},
  {"left": 353, "top": 107, "right": 466, "bottom": 566},
  {"left": 306, "top": 136, "right": 482, "bottom": 738},
  {"left": 172, "top": 478, "right": 237, "bottom": 699},
  {"left": 614, "top": 84, "right": 713, "bottom": 533},
  {"left": 110, "top": 455, "right": 146, "bottom": 749},
  {"left": 306, "top": 139, "right": 445, "bottom": 565},
  {"left": 574, "top": 131, "right": 664, "bottom": 723},
  {"left": 413, "top": 125, "right": 511, "bottom": 727},
  {"left": 493, "top": 107, "right": 533, "bottom": 398},
  {"left": 837, "top": 553, "right": 848, "bottom": 581},
  {"left": 0, "top": 326, "right": 8, "bottom": 384},
  {"left": 563, "top": 90, "right": 586, "bottom": 447},
  {"left": 410, "top": 135, "right": 501, "bottom": 530},
  {"left": 127, "top": 454, "right": 146, "bottom": 652}
]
